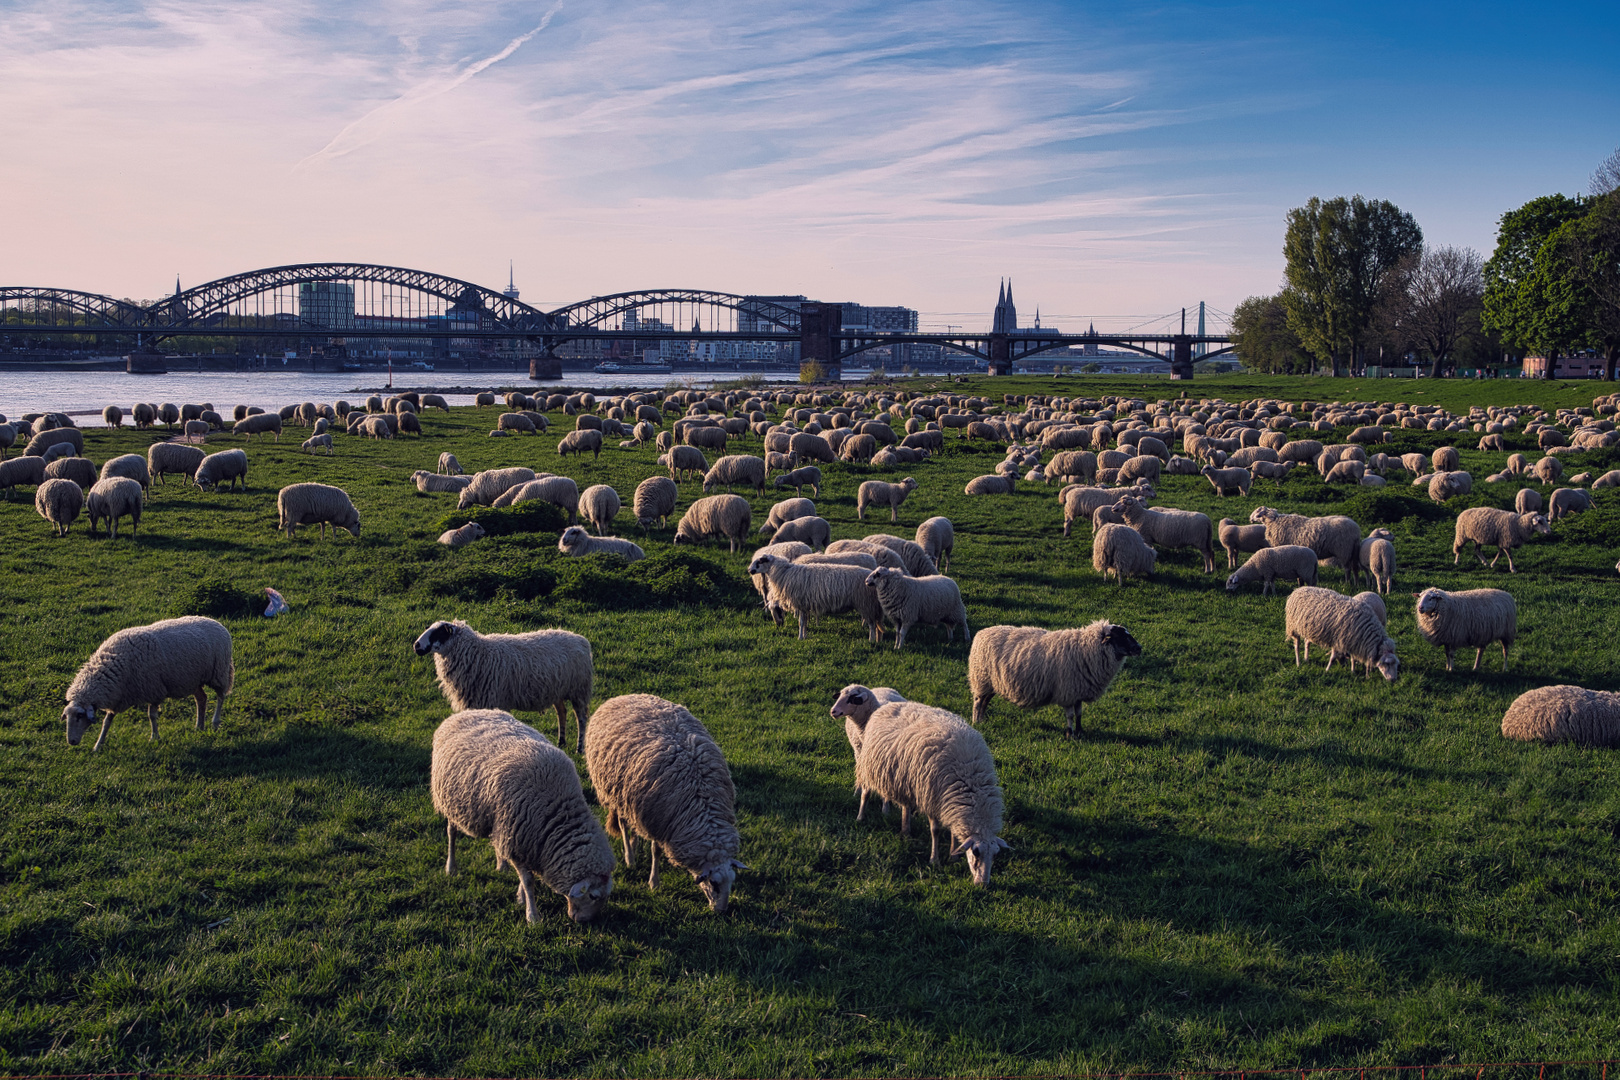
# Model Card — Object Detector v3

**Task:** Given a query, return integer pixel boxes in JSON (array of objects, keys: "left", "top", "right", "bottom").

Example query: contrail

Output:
[{"left": 297, "top": 1, "right": 563, "bottom": 169}]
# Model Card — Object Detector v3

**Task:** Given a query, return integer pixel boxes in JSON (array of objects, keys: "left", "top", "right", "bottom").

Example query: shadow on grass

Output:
[{"left": 177, "top": 725, "right": 429, "bottom": 788}]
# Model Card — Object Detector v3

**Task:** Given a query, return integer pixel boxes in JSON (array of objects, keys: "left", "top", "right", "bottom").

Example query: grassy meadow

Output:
[{"left": 2, "top": 372, "right": 1620, "bottom": 1076}]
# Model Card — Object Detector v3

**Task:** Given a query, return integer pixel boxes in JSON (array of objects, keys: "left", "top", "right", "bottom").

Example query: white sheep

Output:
[
  {"left": 87, "top": 476, "right": 143, "bottom": 539},
  {"left": 759, "top": 497, "right": 816, "bottom": 535},
  {"left": 578, "top": 484, "right": 622, "bottom": 534},
  {"left": 1360, "top": 530, "right": 1396, "bottom": 594},
  {"left": 858, "top": 534, "right": 937, "bottom": 577},
  {"left": 829, "top": 684, "right": 907, "bottom": 813},
  {"left": 856, "top": 477, "right": 917, "bottom": 522},
  {"left": 1451, "top": 507, "right": 1549, "bottom": 572},
  {"left": 1250, "top": 506, "right": 1361, "bottom": 582},
  {"left": 300, "top": 432, "right": 333, "bottom": 454},
  {"left": 1548, "top": 487, "right": 1592, "bottom": 521},
  {"left": 967, "top": 621, "right": 1142, "bottom": 737},
  {"left": 773, "top": 465, "right": 822, "bottom": 496},
  {"left": 630, "top": 475, "right": 678, "bottom": 531},
  {"left": 35, "top": 478, "right": 83, "bottom": 536},
  {"left": 768, "top": 515, "right": 831, "bottom": 550},
  {"left": 413, "top": 620, "right": 594, "bottom": 751},
  {"left": 277, "top": 483, "right": 360, "bottom": 540},
  {"left": 431, "top": 709, "right": 614, "bottom": 923},
  {"left": 1414, "top": 587, "right": 1516, "bottom": 672},
  {"left": 414, "top": 470, "right": 473, "bottom": 493},
  {"left": 438, "top": 452, "right": 463, "bottom": 475},
  {"left": 915, "top": 516, "right": 954, "bottom": 573},
  {"left": 1427, "top": 470, "right": 1472, "bottom": 503},
  {"left": 195, "top": 448, "right": 248, "bottom": 493},
  {"left": 1501, "top": 686, "right": 1620, "bottom": 748},
  {"left": 668, "top": 445, "right": 709, "bottom": 483},
  {"left": 1202, "top": 465, "right": 1253, "bottom": 496},
  {"left": 1115, "top": 495, "right": 1215, "bottom": 572},
  {"left": 1218, "top": 517, "right": 1269, "bottom": 568},
  {"left": 746, "top": 552, "right": 884, "bottom": 642},
  {"left": 557, "top": 525, "right": 645, "bottom": 562},
  {"left": 438, "top": 522, "right": 486, "bottom": 547},
  {"left": 1283, "top": 586, "right": 1399, "bottom": 680},
  {"left": 63, "top": 616, "right": 234, "bottom": 751},
  {"left": 99, "top": 454, "right": 150, "bottom": 491},
  {"left": 749, "top": 540, "right": 813, "bottom": 625},
  {"left": 863, "top": 566, "right": 970, "bottom": 650},
  {"left": 146, "top": 442, "right": 205, "bottom": 486},
  {"left": 964, "top": 474, "right": 1014, "bottom": 495},
  {"left": 457, "top": 467, "right": 537, "bottom": 510},
  {"left": 1092, "top": 521, "right": 1157, "bottom": 585},
  {"left": 673, "top": 494, "right": 752, "bottom": 553},
  {"left": 1224, "top": 544, "right": 1318, "bottom": 597},
  {"left": 702, "top": 454, "right": 767, "bottom": 496},
  {"left": 584, "top": 694, "right": 745, "bottom": 912}
]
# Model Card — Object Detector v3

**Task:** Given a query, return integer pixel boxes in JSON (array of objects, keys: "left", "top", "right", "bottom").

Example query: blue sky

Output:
[{"left": 2, "top": 0, "right": 1615, "bottom": 332}]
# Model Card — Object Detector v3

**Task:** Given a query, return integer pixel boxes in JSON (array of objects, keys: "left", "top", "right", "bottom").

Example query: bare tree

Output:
[
  {"left": 1405, "top": 245, "right": 1485, "bottom": 378},
  {"left": 1592, "top": 147, "right": 1620, "bottom": 196}
]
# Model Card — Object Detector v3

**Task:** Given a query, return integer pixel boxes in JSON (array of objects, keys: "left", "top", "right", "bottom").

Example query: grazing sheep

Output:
[
  {"left": 1591, "top": 470, "right": 1620, "bottom": 490},
  {"left": 1218, "top": 517, "right": 1269, "bottom": 568},
  {"left": 1533, "top": 456, "right": 1563, "bottom": 485},
  {"left": 194, "top": 448, "right": 248, "bottom": 493},
  {"left": 1548, "top": 486, "right": 1592, "bottom": 521},
  {"left": 668, "top": 444, "right": 709, "bottom": 483},
  {"left": 437, "top": 452, "right": 463, "bottom": 476},
  {"left": 1451, "top": 507, "right": 1549, "bottom": 572},
  {"left": 1092, "top": 522, "right": 1157, "bottom": 585},
  {"left": 915, "top": 516, "right": 954, "bottom": 573},
  {"left": 1501, "top": 686, "right": 1620, "bottom": 748},
  {"left": 768, "top": 515, "right": 831, "bottom": 550},
  {"left": 632, "top": 475, "right": 679, "bottom": 530},
  {"left": 413, "top": 470, "right": 473, "bottom": 493},
  {"left": 277, "top": 483, "right": 360, "bottom": 539},
  {"left": 1047, "top": 450, "right": 1097, "bottom": 483},
  {"left": 773, "top": 465, "right": 823, "bottom": 496},
  {"left": 674, "top": 494, "right": 753, "bottom": 552},
  {"left": 788, "top": 432, "right": 835, "bottom": 462},
  {"left": 41, "top": 442, "right": 76, "bottom": 465},
  {"left": 584, "top": 694, "right": 744, "bottom": 911},
  {"left": 557, "top": 525, "right": 645, "bottom": 562},
  {"left": 231, "top": 412, "right": 282, "bottom": 440},
  {"left": 397, "top": 411, "right": 422, "bottom": 437},
  {"left": 24, "top": 427, "right": 85, "bottom": 457},
  {"left": 857, "top": 477, "right": 917, "bottom": 523},
  {"left": 745, "top": 552, "right": 884, "bottom": 642},
  {"left": 415, "top": 619, "right": 594, "bottom": 751},
  {"left": 3, "top": 455, "right": 49, "bottom": 498},
  {"left": 1361, "top": 530, "right": 1396, "bottom": 595},
  {"left": 438, "top": 522, "right": 487, "bottom": 547},
  {"left": 1515, "top": 488, "right": 1543, "bottom": 514},
  {"left": 183, "top": 419, "right": 209, "bottom": 439},
  {"left": 1479, "top": 433, "right": 1506, "bottom": 451},
  {"left": 1428, "top": 470, "right": 1472, "bottom": 503},
  {"left": 498, "top": 412, "right": 536, "bottom": 435},
  {"left": 825, "top": 538, "right": 907, "bottom": 572},
  {"left": 494, "top": 476, "right": 580, "bottom": 522},
  {"left": 1432, "top": 446, "right": 1460, "bottom": 471},
  {"left": 1283, "top": 586, "right": 1399, "bottom": 680},
  {"left": 702, "top": 454, "right": 768, "bottom": 496},
  {"left": 1059, "top": 483, "right": 1155, "bottom": 539},
  {"left": 86, "top": 476, "right": 143, "bottom": 538},
  {"left": 1119, "top": 455, "right": 1162, "bottom": 485},
  {"left": 98, "top": 454, "right": 150, "bottom": 492},
  {"left": 1115, "top": 495, "right": 1215, "bottom": 572},
  {"left": 858, "top": 533, "right": 938, "bottom": 577},
  {"left": 35, "top": 477, "right": 83, "bottom": 536},
  {"left": 863, "top": 566, "right": 970, "bottom": 650},
  {"left": 558, "top": 429, "right": 604, "bottom": 460},
  {"left": 0, "top": 423, "right": 13, "bottom": 459},
  {"left": 301, "top": 433, "right": 333, "bottom": 455},
  {"left": 964, "top": 474, "right": 1015, "bottom": 496},
  {"left": 44, "top": 456, "right": 97, "bottom": 489},
  {"left": 1202, "top": 465, "right": 1253, "bottom": 496},
  {"left": 851, "top": 700, "right": 1010, "bottom": 884},
  {"left": 61, "top": 616, "right": 235, "bottom": 751},
  {"left": 797, "top": 551, "right": 876, "bottom": 569},
  {"left": 102, "top": 404, "right": 124, "bottom": 428},
  {"left": 968, "top": 621, "right": 1142, "bottom": 737},
  {"left": 759, "top": 497, "right": 816, "bottom": 535},
  {"left": 578, "top": 484, "right": 622, "bottom": 534},
  {"left": 1414, "top": 587, "right": 1516, "bottom": 672},
  {"left": 431, "top": 709, "right": 614, "bottom": 923},
  {"left": 1225, "top": 544, "right": 1318, "bottom": 597},
  {"left": 456, "top": 466, "right": 536, "bottom": 510},
  {"left": 1323, "top": 460, "right": 1366, "bottom": 484},
  {"left": 132, "top": 403, "right": 157, "bottom": 428},
  {"left": 421, "top": 394, "right": 450, "bottom": 413},
  {"left": 1250, "top": 506, "right": 1360, "bottom": 581}
]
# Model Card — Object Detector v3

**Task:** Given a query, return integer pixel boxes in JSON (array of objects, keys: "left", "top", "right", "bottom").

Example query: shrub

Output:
[
  {"left": 434, "top": 500, "right": 568, "bottom": 538},
  {"left": 1333, "top": 490, "right": 1449, "bottom": 526},
  {"left": 1552, "top": 506, "right": 1620, "bottom": 546},
  {"left": 170, "top": 579, "right": 261, "bottom": 619},
  {"left": 550, "top": 549, "right": 748, "bottom": 610}
]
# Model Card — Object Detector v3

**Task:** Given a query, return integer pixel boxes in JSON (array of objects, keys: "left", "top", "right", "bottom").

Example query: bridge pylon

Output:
[
  {"left": 799, "top": 302, "right": 842, "bottom": 382},
  {"left": 988, "top": 333, "right": 1012, "bottom": 376}
]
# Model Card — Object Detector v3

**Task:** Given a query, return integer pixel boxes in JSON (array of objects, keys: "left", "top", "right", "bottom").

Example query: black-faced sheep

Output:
[{"left": 968, "top": 621, "right": 1141, "bottom": 738}]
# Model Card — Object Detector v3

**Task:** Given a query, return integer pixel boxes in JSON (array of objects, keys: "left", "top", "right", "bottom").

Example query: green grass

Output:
[{"left": 3, "top": 378, "right": 1620, "bottom": 1077}]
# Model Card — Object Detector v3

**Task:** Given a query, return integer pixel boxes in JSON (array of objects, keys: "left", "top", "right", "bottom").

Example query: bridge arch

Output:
[
  {"left": 0, "top": 287, "right": 148, "bottom": 329},
  {"left": 549, "top": 290, "right": 802, "bottom": 333}
]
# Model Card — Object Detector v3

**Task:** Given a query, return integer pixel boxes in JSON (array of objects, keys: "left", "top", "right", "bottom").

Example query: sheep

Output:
[
  {"left": 1515, "top": 488, "right": 1543, "bottom": 515},
  {"left": 35, "top": 477, "right": 83, "bottom": 536},
  {"left": 771, "top": 465, "right": 823, "bottom": 497},
  {"left": 667, "top": 444, "right": 709, "bottom": 483},
  {"left": 825, "top": 538, "right": 908, "bottom": 572},
  {"left": 1427, "top": 470, "right": 1472, "bottom": 503},
  {"left": 797, "top": 551, "right": 876, "bottom": 569},
  {"left": 1250, "top": 506, "right": 1360, "bottom": 582},
  {"left": 745, "top": 552, "right": 884, "bottom": 642},
  {"left": 24, "top": 427, "right": 85, "bottom": 457},
  {"left": 1479, "top": 433, "right": 1506, "bottom": 451},
  {"left": 0, "top": 423, "right": 13, "bottom": 459},
  {"left": 498, "top": 412, "right": 536, "bottom": 435},
  {"left": 438, "top": 522, "right": 486, "bottom": 547},
  {"left": 1592, "top": 470, "right": 1620, "bottom": 490},
  {"left": 0, "top": 454, "right": 46, "bottom": 498},
  {"left": 968, "top": 621, "right": 1142, "bottom": 737},
  {"left": 1451, "top": 507, "right": 1549, "bottom": 572},
  {"left": 578, "top": 484, "right": 622, "bottom": 534},
  {"left": 413, "top": 470, "right": 473, "bottom": 493},
  {"left": 182, "top": 419, "right": 209, "bottom": 439},
  {"left": 44, "top": 456, "right": 97, "bottom": 489},
  {"left": 231, "top": 412, "right": 282, "bottom": 440},
  {"left": 1283, "top": 586, "right": 1399, "bottom": 680},
  {"left": 788, "top": 432, "right": 835, "bottom": 462},
  {"left": 702, "top": 454, "right": 767, "bottom": 496},
  {"left": 915, "top": 516, "right": 954, "bottom": 573},
  {"left": 1047, "top": 450, "right": 1097, "bottom": 483},
  {"left": 494, "top": 476, "right": 580, "bottom": 522},
  {"left": 1225, "top": 544, "right": 1318, "bottom": 597},
  {"left": 1432, "top": 446, "right": 1460, "bottom": 471},
  {"left": 295, "top": 432, "right": 332, "bottom": 456},
  {"left": 964, "top": 474, "right": 1015, "bottom": 496},
  {"left": 673, "top": 494, "right": 752, "bottom": 552},
  {"left": 96, "top": 454, "right": 150, "bottom": 493},
  {"left": 1548, "top": 486, "right": 1593, "bottom": 521},
  {"left": 1361, "top": 530, "right": 1396, "bottom": 594},
  {"left": 749, "top": 540, "right": 813, "bottom": 624},
  {"left": 1089, "top": 521, "right": 1155, "bottom": 585},
  {"left": 1533, "top": 456, "right": 1563, "bottom": 485},
  {"left": 766, "top": 515, "right": 831, "bottom": 550},
  {"left": 41, "top": 442, "right": 77, "bottom": 465},
  {"left": 1414, "top": 587, "right": 1516, "bottom": 672},
  {"left": 277, "top": 483, "right": 360, "bottom": 540},
  {"left": 558, "top": 525, "right": 645, "bottom": 562},
  {"left": 437, "top": 451, "right": 463, "bottom": 476},
  {"left": 1119, "top": 455, "right": 1162, "bottom": 485},
  {"left": 1115, "top": 495, "right": 1215, "bottom": 573},
  {"left": 86, "top": 476, "right": 143, "bottom": 539},
  {"left": 456, "top": 466, "right": 536, "bottom": 510},
  {"left": 759, "top": 497, "right": 816, "bottom": 535},
  {"left": 414, "top": 619, "right": 594, "bottom": 752},
  {"left": 1218, "top": 517, "right": 1269, "bottom": 568},
  {"left": 61, "top": 616, "right": 234, "bottom": 752},
  {"left": 194, "top": 449, "right": 248, "bottom": 493},
  {"left": 102, "top": 404, "right": 123, "bottom": 428},
  {"left": 558, "top": 429, "right": 604, "bottom": 460},
  {"left": 132, "top": 403, "right": 156, "bottom": 428},
  {"left": 857, "top": 477, "right": 917, "bottom": 523},
  {"left": 421, "top": 393, "right": 450, "bottom": 413},
  {"left": 856, "top": 534, "right": 937, "bottom": 577},
  {"left": 1059, "top": 483, "right": 1154, "bottom": 538},
  {"left": 1323, "top": 460, "right": 1366, "bottom": 484},
  {"left": 1501, "top": 686, "right": 1620, "bottom": 748},
  {"left": 633, "top": 475, "right": 679, "bottom": 530},
  {"left": 828, "top": 683, "right": 906, "bottom": 771},
  {"left": 849, "top": 699, "right": 1010, "bottom": 884},
  {"left": 430, "top": 709, "right": 613, "bottom": 923},
  {"left": 863, "top": 566, "right": 970, "bottom": 650},
  {"left": 584, "top": 695, "right": 744, "bottom": 911}
]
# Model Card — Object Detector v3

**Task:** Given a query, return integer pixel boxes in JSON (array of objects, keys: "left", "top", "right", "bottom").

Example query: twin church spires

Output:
[{"left": 992, "top": 279, "right": 1039, "bottom": 333}]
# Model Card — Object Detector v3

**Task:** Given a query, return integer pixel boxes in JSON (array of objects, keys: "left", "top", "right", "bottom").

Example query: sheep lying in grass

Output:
[
  {"left": 964, "top": 474, "right": 1015, "bottom": 496},
  {"left": 414, "top": 470, "right": 473, "bottom": 493},
  {"left": 1501, "top": 686, "right": 1620, "bottom": 748},
  {"left": 431, "top": 709, "right": 614, "bottom": 923},
  {"left": 1451, "top": 507, "right": 1549, "bottom": 572},
  {"left": 863, "top": 567, "right": 970, "bottom": 650},
  {"left": 968, "top": 621, "right": 1141, "bottom": 737},
  {"left": 1283, "top": 586, "right": 1399, "bottom": 680},
  {"left": 1414, "top": 587, "right": 1516, "bottom": 672},
  {"left": 438, "top": 522, "right": 486, "bottom": 547},
  {"left": 63, "top": 616, "right": 234, "bottom": 751},
  {"left": 557, "top": 526, "right": 645, "bottom": 562},
  {"left": 1225, "top": 544, "right": 1318, "bottom": 597},
  {"left": 414, "top": 620, "right": 594, "bottom": 752}
]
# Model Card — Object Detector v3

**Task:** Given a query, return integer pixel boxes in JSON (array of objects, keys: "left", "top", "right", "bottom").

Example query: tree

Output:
[
  {"left": 1402, "top": 246, "right": 1484, "bottom": 378},
  {"left": 1482, "top": 193, "right": 1587, "bottom": 378},
  {"left": 1592, "top": 147, "right": 1620, "bottom": 196},
  {"left": 1231, "top": 293, "right": 1312, "bottom": 373},
  {"left": 1282, "top": 195, "right": 1423, "bottom": 376},
  {"left": 1551, "top": 191, "right": 1620, "bottom": 378}
]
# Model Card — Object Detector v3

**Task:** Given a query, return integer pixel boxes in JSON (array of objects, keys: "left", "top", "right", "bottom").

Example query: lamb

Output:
[
  {"left": 858, "top": 533, "right": 938, "bottom": 577},
  {"left": 578, "top": 484, "right": 622, "bottom": 534},
  {"left": 24, "top": 427, "right": 84, "bottom": 457},
  {"left": 633, "top": 475, "right": 679, "bottom": 530},
  {"left": 493, "top": 476, "right": 580, "bottom": 522},
  {"left": 231, "top": 412, "right": 282, "bottom": 440},
  {"left": 1323, "top": 460, "right": 1366, "bottom": 484},
  {"left": 584, "top": 695, "right": 744, "bottom": 911},
  {"left": 438, "top": 452, "right": 463, "bottom": 475},
  {"left": 1218, "top": 517, "right": 1269, "bottom": 568},
  {"left": 1414, "top": 587, "right": 1516, "bottom": 672},
  {"left": 863, "top": 566, "right": 970, "bottom": 650},
  {"left": 702, "top": 454, "right": 768, "bottom": 496},
  {"left": 194, "top": 449, "right": 248, "bottom": 493},
  {"left": 414, "top": 619, "right": 594, "bottom": 751},
  {"left": 0, "top": 454, "right": 47, "bottom": 498},
  {"left": 99, "top": 454, "right": 150, "bottom": 491},
  {"left": 557, "top": 525, "right": 645, "bottom": 562},
  {"left": 968, "top": 621, "right": 1142, "bottom": 737},
  {"left": 1282, "top": 586, "right": 1399, "bottom": 680},
  {"left": 183, "top": 419, "right": 209, "bottom": 439},
  {"left": 745, "top": 552, "right": 884, "bottom": 642},
  {"left": 856, "top": 477, "right": 917, "bottom": 523},
  {"left": 301, "top": 433, "right": 334, "bottom": 455},
  {"left": 915, "top": 516, "right": 954, "bottom": 573},
  {"left": 1500, "top": 686, "right": 1620, "bottom": 748},
  {"left": 850, "top": 700, "right": 1010, "bottom": 884},
  {"left": 1092, "top": 521, "right": 1157, "bottom": 585},
  {"left": 35, "top": 478, "right": 84, "bottom": 536},
  {"left": 45, "top": 456, "right": 97, "bottom": 489},
  {"left": 964, "top": 474, "right": 1014, "bottom": 495},
  {"left": 438, "top": 522, "right": 486, "bottom": 547},
  {"left": 1548, "top": 486, "right": 1592, "bottom": 521},
  {"left": 277, "top": 483, "right": 360, "bottom": 539},
  {"left": 359, "top": 415, "right": 394, "bottom": 440},
  {"left": 674, "top": 494, "right": 752, "bottom": 552},
  {"left": 1451, "top": 507, "right": 1549, "bottom": 572},
  {"left": 86, "top": 477, "right": 144, "bottom": 539},
  {"left": 1249, "top": 506, "right": 1361, "bottom": 582},
  {"left": 773, "top": 465, "right": 823, "bottom": 496},
  {"left": 42, "top": 442, "right": 77, "bottom": 465},
  {"left": 430, "top": 709, "right": 614, "bottom": 923},
  {"left": 668, "top": 444, "right": 709, "bottom": 483},
  {"left": 1360, "top": 530, "right": 1396, "bottom": 595},
  {"left": 1202, "top": 465, "right": 1253, "bottom": 496},
  {"left": 1119, "top": 455, "right": 1162, "bottom": 485},
  {"left": 62, "top": 616, "right": 234, "bottom": 751},
  {"left": 558, "top": 429, "right": 604, "bottom": 460},
  {"left": 1224, "top": 544, "right": 1318, "bottom": 596},
  {"left": 1115, "top": 495, "right": 1215, "bottom": 572},
  {"left": 413, "top": 470, "right": 473, "bottom": 493},
  {"left": 456, "top": 466, "right": 536, "bottom": 510}
]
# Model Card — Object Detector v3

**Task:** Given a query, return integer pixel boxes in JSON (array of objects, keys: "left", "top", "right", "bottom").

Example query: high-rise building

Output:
[{"left": 298, "top": 281, "right": 356, "bottom": 331}]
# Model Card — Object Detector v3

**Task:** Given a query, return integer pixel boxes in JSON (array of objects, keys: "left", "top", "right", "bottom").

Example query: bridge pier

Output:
[
  {"left": 988, "top": 334, "right": 1011, "bottom": 376},
  {"left": 799, "top": 302, "right": 842, "bottom": 382},
  {"left": 529, "top": 354, "right": 562, "bottom": 380},
  {"left": 1171, "top": 335, "right": 1195, "bottom": 379}
]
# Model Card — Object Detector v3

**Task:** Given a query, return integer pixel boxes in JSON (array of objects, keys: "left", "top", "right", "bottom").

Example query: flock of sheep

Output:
[{"left": 16, "top": 382, "right": 1620, "bottom": 923}]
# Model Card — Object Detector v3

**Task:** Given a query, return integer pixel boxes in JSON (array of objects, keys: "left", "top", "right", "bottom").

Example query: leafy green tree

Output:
[
  {"left": 1282, "top": 195, "right": 1423, "bottom": 376},
  {"left": 1231, "top": 293, "right": 1312, "bottom": 373},
  {"left": 1550, "top": 192, "right": 1620, "bottom": 379},
  {"left": 1482, "top": 193, "right": 1587, "bottom": 378}
]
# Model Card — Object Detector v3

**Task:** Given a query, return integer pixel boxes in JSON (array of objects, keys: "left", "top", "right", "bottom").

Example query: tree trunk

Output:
[
  {"left": 1606, "top": 345, "right": 1620, "bottom": 382},
  {"left": 1331, "top": 349, "right": 1345, "bottom": 377},
  {"left": 1430, "top": 352, "right": 1445, "bottom": 379},
  {"left": 1542, "top": 348, "right": 1558, "bottom": 380}
]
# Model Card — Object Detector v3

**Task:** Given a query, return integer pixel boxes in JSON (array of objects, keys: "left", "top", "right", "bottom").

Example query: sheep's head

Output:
[
  {"left": 566, "top": 874, "right": 612, "bottom": 923},
  {"left": 63, "top": 703, "right": 94, "bottom": 746},
  {"left": 1375, "top": 641, "right": 1400, "bottom": 682},
  {"left": 1225, "top": 571, "right": 1244, "bottom": 593},
  {"left": 413, "top": 619, "right": 461, "bottom": 656},
  {"left": 1249, "top": 506, "right": 1277, "bottom": 524},
  {"left": 1527, "top": 513, "right": 1551, "bottom": 535},
  {"left": 694, "top": 859, "right": 747, "bottom": 913},
  {"left": 1415, "top": 588, "right": 1446, "bottom": 618},
  {"left": 901, "top": 476, "right": 917, "bottom": 492},
  {"left": 745, "top": 553, "right": 780, "bottom": 576},
  {"left": 864, "top": 566, "right": 903, "bottom": 590},
  {"left": 951, "top": 836, "right": 1011, "bottom": 887},
  {"left": 1104, "top": 623, "right": 1142, "bottom": 659},
  {"left": 558, "top": 526, "right": 589, "bottom": 554},
  {"left": 830, "top": 683, "right": 896, "bottom": 729}
]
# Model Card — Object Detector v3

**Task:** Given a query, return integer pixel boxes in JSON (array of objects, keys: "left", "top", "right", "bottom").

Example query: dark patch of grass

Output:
[
  {"left": 1330, "top": 490, "right": 1449, "bottom": 525},
  {"left": 434, "top": 498, "right": 569, "bottom": 537},
  {"left": 169, "top": 578, "right": 262, "bottom": 619}
]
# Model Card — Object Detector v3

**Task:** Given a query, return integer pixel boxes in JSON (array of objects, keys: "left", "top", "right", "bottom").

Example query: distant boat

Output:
[
  {"left": 409, "top": 360, "right": 435, "bottom": 372},
  {"left": 594, "top": 361, "right": 623, "bottom": 374}
]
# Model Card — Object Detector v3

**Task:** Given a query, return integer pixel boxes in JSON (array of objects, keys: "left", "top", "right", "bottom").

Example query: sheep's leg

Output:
[
  {"left": 1505, "top": 549, "right": 1516, "bottom": 573},
  {"left": 1066, "top": 703, "right": 1081, "bottom": 738},
  {"left": 210, "top": 688, "right": 227, "bottom": 729},
  {"left": 1501, "top": 641, "right": 1510, "bottom": 670},
  {"left": 445, "top": 821, "right": 458, "bottom": 874},
  {"left": 648, "top": 843, "right": 660, "bottom": 889},
  {"left": 893, "top": 623, "right": 907, "bottom": 651},
  {"left": 1473, "top": 647, "right": 1484, "bottom": 671},
  {"left": 1292, "top": 636, "right": 1301, "bottom": 666},
  {"left": 148, "top": 702, "right": 161, "bottom": 740},
  {"left": 91, "top": 710, "right": 118, "bottom": 752},
  {"left": 516, "top": 867, "right": 542, "bottom": 923},
  {"left": 554, "top": 702, "right": 568, "bottom": 746},
  {"left": 928, "top": 818, "right": 941, "bottom": 864},
  {"left": 1324, "top": 648, "right": 1337, "bottom": 672},
  {"left": 857, "top": 788, "right": 869, "bottom": 821},
  {"left": 890, "top": 505, "right": 898, "bottom": 523},
  {"left": 193, "top": 688, "right": 208, "bottom": 730},
  {"left": 797, "top": 611, "right": 809, "bottom": 641},
  {"left": 899, "top": 804, "right": 911, "bottom": 837},
  {"left": 572, "top": 700, "right": 589, "bottom": 753},
  {"left": 1444, "top": 648, "right": 1455, "bottom": 672}
]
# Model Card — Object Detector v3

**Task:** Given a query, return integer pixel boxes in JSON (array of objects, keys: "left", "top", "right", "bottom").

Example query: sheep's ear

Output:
[
  {"left": 948, "top": 839, "right": 972, "bottom": 859},
  {"left": 730, "top": 859, "right": 749, "bottom": 871},
  {"left": 568, "top": 880, "right": 591, "bottom": 900},
  {"left": 994, "top": 838, "right": 1012, "bottom": 853}
]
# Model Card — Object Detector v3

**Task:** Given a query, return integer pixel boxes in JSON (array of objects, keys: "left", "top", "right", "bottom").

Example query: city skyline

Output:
[{"left": 2, "top": 0, "right": 1616, "bottom": 327}]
